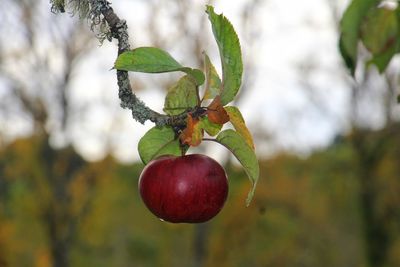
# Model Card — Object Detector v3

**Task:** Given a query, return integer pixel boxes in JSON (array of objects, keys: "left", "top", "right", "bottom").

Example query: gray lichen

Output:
[
  {"left": 50, "top": 0, "right": 111, "bottom": 42},
  {"left": 88, "top": 0, "right": 112, "bottom": 42},
  {"left": 50, "top": 0, "right": 89, "bottom": 17}
]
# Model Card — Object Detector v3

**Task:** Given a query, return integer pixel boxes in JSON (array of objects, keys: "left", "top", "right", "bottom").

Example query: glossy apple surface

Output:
[{"left": 138, "top": 154, "right": 228, "bottom": 223}]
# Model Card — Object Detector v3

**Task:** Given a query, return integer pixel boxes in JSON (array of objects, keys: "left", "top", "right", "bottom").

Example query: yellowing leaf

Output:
[
  {"left": 225, "top": 106, "right": 255, "bottom": 150},
  {"left": 164, "top": 75, "right": 199, "bottom": 115},
  {"left": 203, "top": 53, "right": 222, "bottom": 101},
  {"left": 207, "top": 96, "right": 229, "bottom": 125}
]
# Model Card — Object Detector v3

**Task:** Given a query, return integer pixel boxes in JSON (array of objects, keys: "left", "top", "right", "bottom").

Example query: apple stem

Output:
[{"left": 179, "top": 142, "right": 189, "bottom": 156}]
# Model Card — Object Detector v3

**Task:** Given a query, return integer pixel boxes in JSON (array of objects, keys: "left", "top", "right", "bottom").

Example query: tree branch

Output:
[{"left": 54, "top": 0, "right": 188, "bottom": 127}]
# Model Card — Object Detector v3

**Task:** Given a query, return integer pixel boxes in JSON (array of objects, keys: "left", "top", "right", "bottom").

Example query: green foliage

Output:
[
  {"left": 361, "top": 8, "right": 398, "bottom": 55},
  {"left": 114, "top": 47, "right": 181, "bottom": 72},
  {"left": 200, "top": 117, "right": 222, "bottom": 136},
  {"left": 114, "top": 5, "right": 258, "bottom": 205},
  {"left": 163, "top": 75, "right": 199, "bottom": 115},
  {"left": 114, "top": 47, "right": 205, "bottom": 86},
  {"left": 362, "top": 7, "right": 399, "bottom": 72},
  {"left": 339, "top": 0, "right": 378, "bottom": 74},
  {"left": 138, "top": 126, "right": 183, "bottom": 164},
  {"left": 206, "top": 5, "right": 243, "bottom": 105},
  {"left": 339, "top": 0, "right": 400, "bottom": 74},
  {"left": 216, "top": 129, "right": 259, "bottom": 206}
]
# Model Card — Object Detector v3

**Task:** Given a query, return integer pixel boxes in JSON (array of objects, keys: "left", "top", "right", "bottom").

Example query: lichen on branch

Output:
[{"left": 50, "top": 0, "right": 187, "bottom": 127}]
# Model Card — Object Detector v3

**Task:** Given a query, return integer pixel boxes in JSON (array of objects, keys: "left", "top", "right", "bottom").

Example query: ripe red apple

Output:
[{"left": 138, "top": 154, "right": 228, "bottom": 223}]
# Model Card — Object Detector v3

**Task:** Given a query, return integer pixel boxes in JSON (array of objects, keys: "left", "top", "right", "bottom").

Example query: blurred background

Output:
[{"left": 0, "top": 0, "right": 400, "bottom": 266}]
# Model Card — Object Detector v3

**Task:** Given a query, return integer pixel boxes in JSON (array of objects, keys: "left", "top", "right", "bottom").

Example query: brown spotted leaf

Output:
[
  {"left": 179, "top": 114, "right": 204, "bottom": 147},
  {"left": 207, "top": 96, "right": 229, "bottom": 125}
]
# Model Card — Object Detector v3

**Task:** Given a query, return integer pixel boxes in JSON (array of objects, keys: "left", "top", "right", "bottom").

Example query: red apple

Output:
[{"left": 138, "top": 154, "right": 228, "bottom": 223}]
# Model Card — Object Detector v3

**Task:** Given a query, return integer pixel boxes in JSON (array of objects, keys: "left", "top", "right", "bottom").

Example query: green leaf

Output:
[
  {"left": 339, "top": 35, "right": 356, "bottom": 75},
  {"left": 339, "top": 0, "right": 379, "bottom": 75},
  {"left": 114, "top": 47, "right": 205, "bottom": 85},
  {"left": 224, "top": 106, "right": 255, "bottom": 150},
  {"left": 203, "top": 53, "right": 222, "bottom": 100},
  {"left": 361, "top": 7, "right": 398, "bottom": 55},
  {"left": 115, "top": 47, "right": 182, "bottom": 73},
  {"left": 367, "top": 43, "right": 398, "bottom": 73},
  {"left": 216, "top": 129, "right": 259, "bottom": 206},
  {"left": 164, "top": 75, "right": 199, "bottom": 115},
  {"left": 185, "top": 68, "right": 205, "bottom": 86},
  {"left": 206, "top": 6, "right": 243, "bottom": 105},
  {"left": 361, "top": 7, "right": 399, "bottom": 73},
  {"left": 200, "top": 117, "right": 222, "bottom": 136},
  {"left": 138, "top": 126, "right": 183, "bottom": 164}
]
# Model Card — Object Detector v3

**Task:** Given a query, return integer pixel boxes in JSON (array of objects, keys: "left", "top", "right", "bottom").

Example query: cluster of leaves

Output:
[
  {"left": 339, "top": 0, "right": 400, "bottom": 76},
  {"left": 114, "top": 6, "right": 258, "bottom": 205}
]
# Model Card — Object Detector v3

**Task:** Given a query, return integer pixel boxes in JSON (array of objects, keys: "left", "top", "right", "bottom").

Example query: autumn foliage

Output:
[{"left": 1, "top": 124, "right": 400, "bottom": 266}]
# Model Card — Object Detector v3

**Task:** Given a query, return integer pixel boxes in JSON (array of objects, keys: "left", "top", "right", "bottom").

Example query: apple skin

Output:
[{"left": 138, "top": 154, "right": 228, "bottom": 223}]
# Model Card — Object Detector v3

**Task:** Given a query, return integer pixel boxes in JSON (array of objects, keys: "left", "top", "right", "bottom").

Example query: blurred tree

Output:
[
  {"left": 205, "top": 124, "right": 400, "bottom": 267},
  {"left": 0, "top": 0, "right": 95, "bottom": 266},
  {"left": 0, "top": 0, "right": 94, "bottom": 139},
  {"left": 350, "top": 125, "right": 400, "bottom": 267},
  {"left": 0, "top": 136, "right": 91, "bottom": 267},
  {"left": 327, "top": 1, "right": 400, "bottom": 266},
  {"left": 338, "top": 1, "right": 400, "bottom": 266}
]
